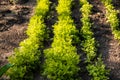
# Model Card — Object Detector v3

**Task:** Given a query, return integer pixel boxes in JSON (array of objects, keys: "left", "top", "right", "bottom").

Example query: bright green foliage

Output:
[
  {"left": 81, "top": 39, "right": 96, "bottom": 62},
  {"left": 80, "top": 0, "right": 96, "bottom": 62},
  {"left": 80, "top": 0, "right": 88, "bottom": 5},
  {"left": 43, "top": 44, "right": 80, "bottom": 80},
  {"left": 80, "top": 0, "right": 109, "bottom": 80},
  {"left": 43, "top": 0, "right": 80, "bottom": 79},
  {"left": 101, "top": 0, "right": 112, "bottom": 5},
  {"left": 101, "top": 0, "right": 120, "bottom": 42},
  {"left": 52, "top": 18, "right": 79, "bottom": 46},
  {"left": 7, "top": 0, "right": 50, "bottom": 79},
  {"left": 56, "top": 0, "right": 72, "bottom": 16},
  {"left": 35, "top": 0, "right": 50, "bottom": 16},
  {"left": 87, "top": 57, "right": 109, "bottom": 80},
  {"left": 113, "top": 30, "right": 120, "bottom": 40},
  {"left": 105, "top": 4, "right": 119, "bottom": 30},
  {"left": 26, "top": 15, "right": 47, "bottom": 46},
  {"left": 80, "top": 3, "right": 92, "bottom": 16}
]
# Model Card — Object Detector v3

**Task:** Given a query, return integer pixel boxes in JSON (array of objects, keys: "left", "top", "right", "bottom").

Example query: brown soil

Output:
[{"left": 0, "top": 0, "right": 120, "bottom": 80}]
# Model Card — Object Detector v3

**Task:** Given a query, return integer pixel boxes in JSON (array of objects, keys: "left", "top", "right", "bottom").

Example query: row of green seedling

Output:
[
  {"left": 7, "top": 0, "right": 50, "bottom": 79},
  {"left": 101, "top": 0, "right": 120, "bottom": 41},
  {"left": 43, "top": 0, "right": 80, "bottom": 80},
  {"left": 80, "top": 0, "right": 109, "bottom": 80}
]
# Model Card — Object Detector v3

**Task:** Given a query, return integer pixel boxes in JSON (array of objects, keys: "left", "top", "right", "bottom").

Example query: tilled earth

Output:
[{"left": 0, "top": 0, "right": 120, "bottom": 80}]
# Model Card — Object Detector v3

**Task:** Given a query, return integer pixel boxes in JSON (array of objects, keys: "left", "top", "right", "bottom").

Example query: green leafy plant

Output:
[
  {"left": 101, "top": 0, "right": 112, "bottom": 5},
  {"left": 87, "top": 57, "right": 109, "bottom": 80},
  {"left": 7, "top": 0, "right": 50, "bottom": 79},
  {"left": 0, "top": 63, "right": 13, "bottom": 77},
  {"left": 43, "top": 0, "right": 80, "bottom": 79},
  {"left": 101, "top": 0, "right": 120, "bottom": 42},
  {"left": 80, "top": 0, "right": 109, "bottom": 80},
  {"left": 80, "top": 0, "right": 96, "bottom": 62}
]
